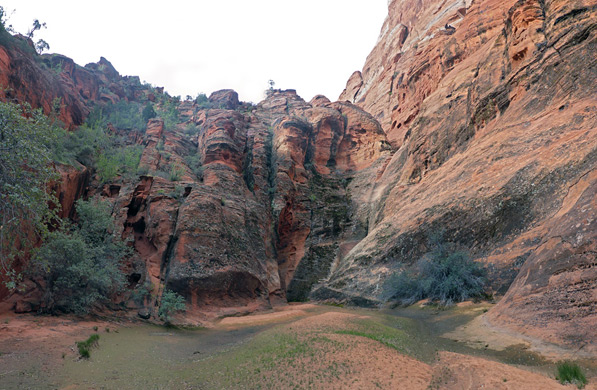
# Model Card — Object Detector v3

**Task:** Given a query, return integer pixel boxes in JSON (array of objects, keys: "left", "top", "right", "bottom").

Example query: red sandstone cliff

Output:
[
  {"left": 332, "top": 0, "right": 597, "bottom": 353},
  {"left": 0, "top": 1, "right": 595, "bottom": 355}
]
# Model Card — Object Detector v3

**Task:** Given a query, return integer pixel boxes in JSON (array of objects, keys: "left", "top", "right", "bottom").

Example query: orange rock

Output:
[{"left": 327, "top": 0, "right": 597, "bottom": 351}]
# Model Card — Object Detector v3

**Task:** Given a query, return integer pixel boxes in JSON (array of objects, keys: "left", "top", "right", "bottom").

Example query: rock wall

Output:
[
  {"left": 1, "top": 1, "right": 595, "bottom": 353},
  {"left": 55, "top": 87, "right": 392, "bottom": 322},
  {"left": 332, "top": 0, "right": 597, "bottom": 351}
]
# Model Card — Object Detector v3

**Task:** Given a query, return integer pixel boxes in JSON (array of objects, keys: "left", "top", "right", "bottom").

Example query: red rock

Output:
[
  {"left": 208, "top": 89, "right": 240, "bottom": 110},
  {"left": 326, "top": 0, "right": 597, "bottom": 351},
  {"left": 309, "top": 95, "right": 331, "bottom": 107},
  {"left": 1, "top": 1, "right": 595, "bottom": 354}
]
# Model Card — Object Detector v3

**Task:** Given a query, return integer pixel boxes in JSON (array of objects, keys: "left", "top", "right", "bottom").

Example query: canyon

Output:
[{"left": 0, "top": 0, "right": 596, "bottom": 362}]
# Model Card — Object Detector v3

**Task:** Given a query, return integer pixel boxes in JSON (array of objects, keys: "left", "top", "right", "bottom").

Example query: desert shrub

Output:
[
  {"left": 158, "top": 290, "right": 186, "bottom": 324},
  {"left": 150, "top": 169, "right": 170, "bottom": 180},
  {"left": 157, "top": 96, "right": 180, "bottom": 130},
  {"left": 184, "top": 153, "right": 203, "bottom": 178},
  {"left": 103, "top": 100, "right": 145, "bottom": 131},
  {"left": 33, "top": 199, "right": 128, "bottom": 314},
  {"left": 76, "top": 334, "right": 100, "bottom": 359},
  {"left": 137, "top": 164, "right": 150, "bottom": 175},
  {"left": 142, "top": 103, "right": 156, "bottom": 123},
  {"left": 0, "top": 101, "right": 61, "bottom": 289},
  {"left": 556, "top": 361, "right": 587, "bottom": 388},
  {"left": 96, "top": 145, "right": 143, "bottom": 183},
  {"left": 195, "top": 93, "right": 208, "bottom": 105},
  {"left": 51, "top": 109, "right": 143, "bottom": 183},
  {"left": 382, "top": 239, "right": 486, "bottom": 306},
  {"left": 96, "top": 152, "right": 119, "bottom": 182},
  {"left": 131, "top": 279, "right": 153, "bottom": 305},
  {"left": 169, "top": 165, "right": 185, "bottom": 181},
  {"left": 183, "top": 123, "right": 199, "bottom": 136},
  {"left": 51, "top": 123, "right": 110, "bottom": 167},
  {"left": 169, "top": 185, "right": 185, "bottom": 199}
]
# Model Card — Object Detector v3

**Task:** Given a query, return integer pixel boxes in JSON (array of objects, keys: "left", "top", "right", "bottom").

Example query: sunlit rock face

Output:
[{"left": 333, "top": 0, "right": 597, "bottom": 352}]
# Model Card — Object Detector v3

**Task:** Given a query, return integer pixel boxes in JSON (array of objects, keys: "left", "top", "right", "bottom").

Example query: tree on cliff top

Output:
[
  {"left": 0, "top": 6, "right": 15, "bottom": 34},
  {"left": 0, "top": 101, "right": 60, "bottom": 289}
]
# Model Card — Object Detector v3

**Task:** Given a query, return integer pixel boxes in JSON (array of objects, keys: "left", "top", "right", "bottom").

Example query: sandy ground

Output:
[
  {"left": 431, "top": 351, "right": 587, "bottom": 390},
  {"left": 0, "top": 312, "right": 124, "bottom": 389},
  {"left": 446, "top": 313, "right": 597, "bottom": 361},
  {"left": 0, "top": 304, "right": 594, "bottom": 389}
]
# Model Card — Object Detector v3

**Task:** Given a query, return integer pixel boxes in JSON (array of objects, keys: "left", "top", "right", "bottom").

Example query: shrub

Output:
[
  {"left": 382, "top": 237, "right": 486, "bottom": 306},
  {"left": 184, "top": 153, "right": 203, "bottom": 179},
  {"left": 169, "top": 165, "right": 185, "bottom": 181},
  {"left": 96, "top": 152, "right": 120, "bottom": 182},
  {"left": 0, "top": 101, "right": 61, "bottom": 289},
  {"left": 103, "top": 100, "right": 145, "bottom": 131},
  {"left": 157, "top": 96, "right": 180, "bottom": 130},
  {"left": 142, "top": 103, "right": 156, "bottom": 124},
  {"left": 76, "top": 334, "right": 100, "bottom": 359},
  {"left": 158, "top": 290, "right": 186, "bottom": 324},
  {"left": 183, "top": 123, "right": 199, "bottom": 136},
  {"left": 137, "top": 165, "right": 150, "bottom": 176},
  {"left": 556, "top": 361, "right": 587, "bottom": 388},
  {"left": 33, "top": 199, "right": 128, "bottom": 314},
  {"left": 131, "top": 280, "right": 153, "bottom": 305},
  {"left": 96, "top": 145, "right": 143, "bottom": 183}
]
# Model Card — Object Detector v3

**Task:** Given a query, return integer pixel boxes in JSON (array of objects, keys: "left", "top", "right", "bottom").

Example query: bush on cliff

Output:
[
  {"left": 382, "top": 239, "right": 486, "bottom": 306},
  {"left": 33, "top": 198, "right": 128, "bottom": 314},
  {"left": 0, "top": 101, "right": 61, "bottom": 289},
  {"left": 52, "top": 115, "right": 143, "bottom": 183}
]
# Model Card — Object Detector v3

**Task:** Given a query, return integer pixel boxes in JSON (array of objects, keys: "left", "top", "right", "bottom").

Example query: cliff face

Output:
[
  {"left": 333, "top": 0, "right": 597, "bottom": 351},
  {"left": 0, "top": 30, "right": 153, "bottom": 128},
  {"left": 97, "top": 90, "right": 392, "bottom": 322},
  {"left": 1, "top": 0, "right": 595, "bottom": 352}
]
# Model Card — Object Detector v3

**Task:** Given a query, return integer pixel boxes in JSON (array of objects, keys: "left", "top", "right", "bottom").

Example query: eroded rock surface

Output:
[
  {"left": 331, "top": 0, "right": 597, "bottom": 350},
  {"left": 0, "top": 0, "right": 595, "bottom": 354}
]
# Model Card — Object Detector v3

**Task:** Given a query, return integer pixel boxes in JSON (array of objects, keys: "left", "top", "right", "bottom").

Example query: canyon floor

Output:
[{"left": 0, "top": 303, "right": 595, "bottom": 390}]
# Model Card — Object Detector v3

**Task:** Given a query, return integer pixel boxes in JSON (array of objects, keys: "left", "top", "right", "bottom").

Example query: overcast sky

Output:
[{"left": 3, "top": 1, "right": 387, "bottom": 103}]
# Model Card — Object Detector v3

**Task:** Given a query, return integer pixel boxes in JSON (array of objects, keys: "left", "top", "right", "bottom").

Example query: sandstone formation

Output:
[
  {"left": 333, "top": 0, "right": 597, "bottom": 351},
  {"left": 97, "top": 89, "right": 393, "bottom": 321},
  {"left": 0, "top": 28, "right": 153, "bottom": 128},
  {"left": 0, "top": 0, "right": 595, "bottom": 356}
]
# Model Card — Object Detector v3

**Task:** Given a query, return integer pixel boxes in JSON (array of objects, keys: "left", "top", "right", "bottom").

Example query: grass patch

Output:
[
  {"left": 556, "top": 361, "right": 587, "bottom": 388},
  {"left": 76, "top": 334, "right": 100, "bottom": 359},
  {"left": 334, "top": 317, "right": 417, "bottom": 357}
]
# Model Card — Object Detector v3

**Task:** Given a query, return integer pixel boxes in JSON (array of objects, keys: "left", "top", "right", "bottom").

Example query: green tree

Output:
[
  {"left": 33, "top": 198, "right": 128, "bottom": 314},
  {"left": 26, "top": 19, "right": 46, "bottom": 40},
  {"left": 158, "top": 290, "right": 186, "bottom": 324},
  {"left": 0, "top": 6, "right": 15, "bottom": 33},
  {"left": 0, "top": 102, "right": 60, "bottom": 289},
  {"left": 142, "top": 103, "right": 156, "bottom": 123},
  {"left": 34, "top": 38, "right": 49, "bottom": 54}
]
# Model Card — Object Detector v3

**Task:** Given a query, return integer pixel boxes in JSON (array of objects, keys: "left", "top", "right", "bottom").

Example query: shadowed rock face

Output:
[{"left": 332, "top": 0, "right": 597, "bottom": 351}]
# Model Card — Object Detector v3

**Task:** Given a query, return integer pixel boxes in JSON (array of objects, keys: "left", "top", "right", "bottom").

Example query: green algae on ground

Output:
[{"left": 52, "top": 304, "right": 594, "bottom": 390}]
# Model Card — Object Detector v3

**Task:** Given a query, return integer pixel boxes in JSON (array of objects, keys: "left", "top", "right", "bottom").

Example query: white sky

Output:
[{"left": 2, "top": 1, "right": 387, "bottom": 103}]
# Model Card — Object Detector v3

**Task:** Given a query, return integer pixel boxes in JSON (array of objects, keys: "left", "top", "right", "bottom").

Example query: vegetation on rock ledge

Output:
[
  {"left": 382, "top": 235, "right": 486, "bottom": 306},
  {"left": 0, "top": 101, "right": 61, "bottom": 289},
  {"left": 32, "top": 199, "right": 128, "bottom": 314}
]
